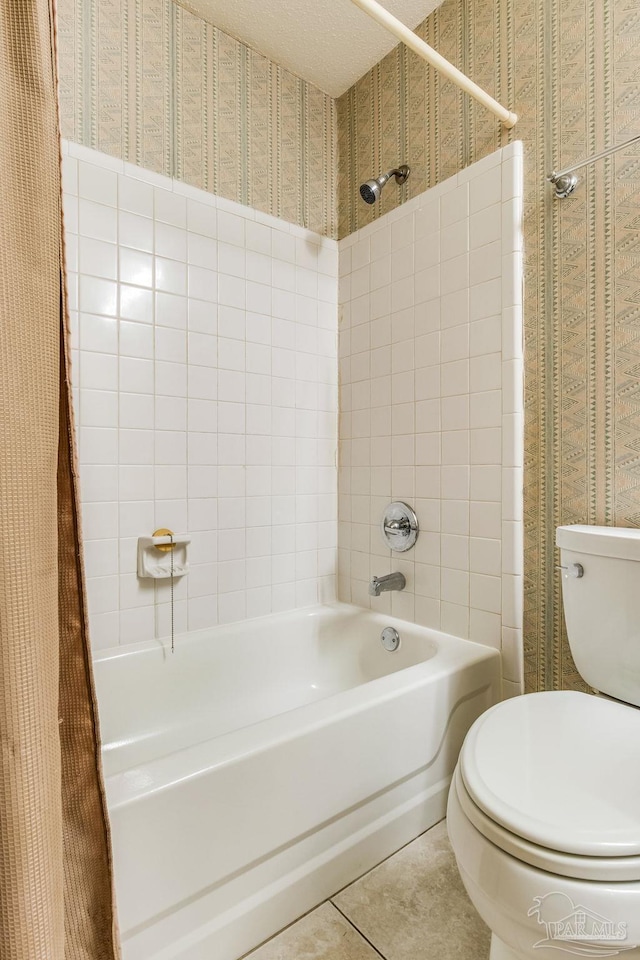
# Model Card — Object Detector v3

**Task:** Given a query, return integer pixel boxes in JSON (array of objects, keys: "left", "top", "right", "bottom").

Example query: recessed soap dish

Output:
[{"left": 137, "top": 529, "right": 191, "bottom": 580}]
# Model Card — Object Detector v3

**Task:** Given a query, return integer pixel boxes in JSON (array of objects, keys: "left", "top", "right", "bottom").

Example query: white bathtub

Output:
[{"left": 94, "top": 602, "right": 501, "bottom": 960}]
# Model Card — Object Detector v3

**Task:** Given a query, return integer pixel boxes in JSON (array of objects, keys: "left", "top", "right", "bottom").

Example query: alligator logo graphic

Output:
[{"left": 528, "top": 893, "right": 635, "bottom": 956}]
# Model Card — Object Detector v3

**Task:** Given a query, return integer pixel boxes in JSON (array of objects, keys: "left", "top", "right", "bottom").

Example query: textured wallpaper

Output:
[
  {"left": 337, "top": 0, "right": 640, "bottom": 693},
  {"left": 56, "top": 0, "right": 338, "bottom": 237}
]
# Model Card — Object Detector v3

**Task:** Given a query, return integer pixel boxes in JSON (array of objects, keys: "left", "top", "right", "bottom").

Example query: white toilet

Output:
[{"left": 447, "top": 525, "right": 640, "bottom": 959}]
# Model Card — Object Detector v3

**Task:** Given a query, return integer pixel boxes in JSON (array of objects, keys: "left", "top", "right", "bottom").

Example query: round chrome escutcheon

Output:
[
  {"left": 381, "top": 626, "right": 400, "bottom": 652},
  {"left": 380, "top": 501, "right": 419, "bottom": 552}
]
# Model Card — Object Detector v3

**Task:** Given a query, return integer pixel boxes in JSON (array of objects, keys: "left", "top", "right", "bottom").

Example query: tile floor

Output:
[{"left": 244, "top": 820, "right": 490, "bottom": 959}]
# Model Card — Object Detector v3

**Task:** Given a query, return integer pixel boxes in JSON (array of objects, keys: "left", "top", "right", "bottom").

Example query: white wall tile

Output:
[
  {"left": 120, "top": 248, "right": 153, "bottom": 288},
  {"left": 502, "top": 574, "right": 523, "bottom": 630},
  {"left": 470, "top": 315, "right": 501, "bottom": 357},
  {"left": 502, "top": 305, "right": 524, "bottom": 362},
  {"left": 121, "top": 161, "right": 165, "bottom": 188},
  {"left": 470, "top": 500, "right": 501, "bottom": 539},
  {"left": 441, "top": 220, "right": 468, "bottom": 261},
  {"left": 440, "top": 254, "right": 469, "bottom": 295},
  {"left": 470, "top": 204, "right": 501, "bottom": 250},
  {"left": 83, "top": 501, "right": 118, "bottom": 540},
  {"left": 156, "top": 292, "right": 187, "bottom": 329},
  {"left": 502, "top": 467, "right": 524, "bottom": 522},
  {"left": 79, "top": 276, "right": 118, "bottom": 317},
  {"left": 440, "top": 185, "right": 468, "bottom": 227},
  {"left": 470, "top": 609, "right": 501, "bottom": 648},
  {"left": 470, "top": 239, "right": 502, "bottom": 285},
  {"left": 79, "top": 427, "right": 118, "bottom": 464},
  {"left": 119, "top": 211, "right": 153, "bottom": 252},
  {"left": 155, "top": 190, "right": 186, "bottom": 228},
  {"left": 120, "top": 356, "right": 153, "bottom": 394},
  {"left": 187, "top": 200, "right": 217, "bottom": 239},
  {"left": 469, "top": 165, "right": 501, "bottom": 213},
  {"left": 501, "top": 625, "right": 524, "bottom": 685},
  {"left": 156, "top": 257, "right": 187, "bottom": 295},
  {"left": 86, "top": 576, "right": 119, "bottom": 616},
  {"left": 66, "top": 145, "right": 338, "bottom": 649},
  {"left": 470, "top": 390, "right": 501, "bottom": 429},
  {"left": 81, "top": 389, "right": 118, "bottom": 427},
  {"left": 120, "top": 320, "right": 153, "bottom": 359},
  {"left": 470, "top": 352, "right": 501, "bottom": 392},
  {"left": 78, "top": 162, "right": 118, "bottom": 205},
  {"left": 441, "top": 324, "right": 469, "bottom": 363},
  {"left": 80, "top": 238, "right": 118, "bottom": 280},
  {"left": 337, "top": 145, "right": 524, "bottom": 671},
  {"left": 119, "top": 285, "right": 153, "bottom": 324},
  {"left": 217, "top": 211, "right": 245, "bottom": 247},
  {"left": 80, "top": 464, "right": 118, "bottom": 502},
  {"left": 119, "top": 175, "right": 154, "bottom": 218},
  {"left": 156, "top": 222, "right": 187, "bottom": 261},
  {"left": 469, "top": 278, "right": 501, "bottom": 321}
]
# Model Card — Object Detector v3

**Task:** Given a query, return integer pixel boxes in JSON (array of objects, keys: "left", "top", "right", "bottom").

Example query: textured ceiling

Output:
[{"left": 177, "top": 0, "right": 445, "bottom": 97}]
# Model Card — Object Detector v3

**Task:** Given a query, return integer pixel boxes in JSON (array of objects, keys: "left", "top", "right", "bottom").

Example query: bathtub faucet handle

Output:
[{"left": 369, "top": 571, "right": 406, "bottom": 597}]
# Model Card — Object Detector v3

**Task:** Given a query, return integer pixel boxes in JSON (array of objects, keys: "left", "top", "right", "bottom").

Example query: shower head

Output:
[{"left": 359, "top": 165, "right": 410, "bottom": 204}]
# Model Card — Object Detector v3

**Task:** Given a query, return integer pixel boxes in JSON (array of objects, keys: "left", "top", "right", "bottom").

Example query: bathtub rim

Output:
[
  {"left": 99, "top": 602, "right": 501, "bottom": 809},
  {"left": 93, "top": 599, "right": 494, "bottom": 665}
]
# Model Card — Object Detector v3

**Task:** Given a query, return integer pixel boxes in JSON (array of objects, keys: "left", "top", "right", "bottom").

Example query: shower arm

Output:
[
  {"left": 383, "top": 166, "right": 409, "bottom": 184},
  {"left": 348, "top": 0, "right": 518, "bottom": 129}
]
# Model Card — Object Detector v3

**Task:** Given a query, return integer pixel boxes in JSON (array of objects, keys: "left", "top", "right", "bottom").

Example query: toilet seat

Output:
[
  {"left": 453, "top": 766, "right": 640, "bottom": 881},
  {"left": 457, "top": 690, "right": 640, "bottom": 879}
]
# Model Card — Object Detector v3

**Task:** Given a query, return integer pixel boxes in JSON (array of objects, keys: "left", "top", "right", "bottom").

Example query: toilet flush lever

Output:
[{"left": 558, "top": 562, "right": 584, "bottom": 578}]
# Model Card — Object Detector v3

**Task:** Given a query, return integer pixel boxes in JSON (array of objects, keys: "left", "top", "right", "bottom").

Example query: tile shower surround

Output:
[
  {"left": 62, "top": 141, "right": 338, "bottom": 648},
  {"left": 64, "top": 138, "right": 523, "bottom": 691},
  {"left": 337, "top": 144, "right": 524, "bottom": 694}
]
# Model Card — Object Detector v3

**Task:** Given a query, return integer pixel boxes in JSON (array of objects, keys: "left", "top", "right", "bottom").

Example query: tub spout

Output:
[{"left": 369, "top": 572, "right": 406, "bottom": 597}]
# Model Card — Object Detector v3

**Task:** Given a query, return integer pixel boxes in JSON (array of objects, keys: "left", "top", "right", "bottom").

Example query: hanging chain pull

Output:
[
  {"left": 169, "top": 531, "right": 175, "bottom": 654},
  {"left": 151, "top": 528, "right": 177, "bottom": 653}
]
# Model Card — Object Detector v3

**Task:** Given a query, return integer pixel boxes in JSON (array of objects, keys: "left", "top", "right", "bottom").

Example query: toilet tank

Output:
[{"left": 557, "top": 524, "right": 640, "bottom": 706}]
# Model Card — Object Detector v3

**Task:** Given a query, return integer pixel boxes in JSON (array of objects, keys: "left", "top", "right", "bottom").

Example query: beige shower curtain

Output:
[{"left": 0, "top": 2, "right": 119, "bottom": 957}]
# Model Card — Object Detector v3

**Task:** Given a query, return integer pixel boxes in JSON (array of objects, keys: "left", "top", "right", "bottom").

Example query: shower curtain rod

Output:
[
  {"left": 349, "top": 0, "right": 518, "bottom": 129},
  {"left": 548, "top": 133, "right": 640, "bottom": 197}
]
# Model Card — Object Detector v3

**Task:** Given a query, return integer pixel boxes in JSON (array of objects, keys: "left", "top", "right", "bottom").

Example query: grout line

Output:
[
  {"left": 330, "top": 901, "right": 388, "bottom": 960},
  {"left": 237, "top": 900, "right": 331, "bottom": 960},
  {"left": 240, "top": 823, "right": 444, "bottom": 960},
  {"left": 328, "top": 818, "right": 449, "bottom": 957},
  {"left": 329, "top": 818, "right": 444, "bottom": 901}
]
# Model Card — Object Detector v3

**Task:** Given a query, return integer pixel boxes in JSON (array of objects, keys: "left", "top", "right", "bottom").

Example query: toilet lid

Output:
[{"left": 460, "top": 691, "right": 640, "bottom": 858}]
